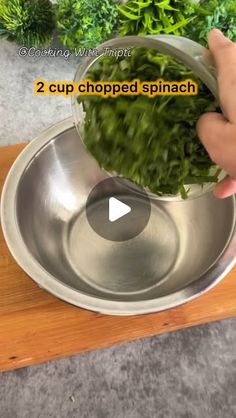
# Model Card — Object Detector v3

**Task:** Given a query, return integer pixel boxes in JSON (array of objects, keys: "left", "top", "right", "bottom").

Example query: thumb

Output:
[
  {"left": 207, "top": 29, "right": 236, "bottom": 124},
  {"left": 208, "top": 29, "right": 236, "bottom": 72},
  {"left": 197, "top": 112, "right": 228, "bottom": 163},
  {"left": 214, "top": 177, "right": 236, "bottom": 199},
  {"left": 208, "top": 29, "right": 235, "bottom": 66},
  {"left": 197, "top": 112, "right": 236, "bottom": 177}
]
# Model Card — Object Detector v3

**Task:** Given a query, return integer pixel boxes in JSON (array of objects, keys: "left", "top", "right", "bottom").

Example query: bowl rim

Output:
[{"left": 1, "top": 117, "right": 236, "bottom": 316}]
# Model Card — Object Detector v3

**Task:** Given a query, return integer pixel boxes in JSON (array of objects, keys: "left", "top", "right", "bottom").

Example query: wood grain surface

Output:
[{"left": 0, "top": 144, "right": 236, "bottom": 372}]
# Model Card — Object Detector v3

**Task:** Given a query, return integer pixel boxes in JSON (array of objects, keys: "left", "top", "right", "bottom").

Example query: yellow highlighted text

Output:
[{"left": 34, "top": 79, "right": 199, "bottom": 98}]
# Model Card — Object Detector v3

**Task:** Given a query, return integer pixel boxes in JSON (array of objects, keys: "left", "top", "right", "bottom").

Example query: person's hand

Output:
[{"left": 197, "top": 29, "right": 236, "bottom": 198}]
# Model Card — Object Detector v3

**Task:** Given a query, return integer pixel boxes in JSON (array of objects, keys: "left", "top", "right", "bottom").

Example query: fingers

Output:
[
  {"left": 208, "top": 29, "right": 236, "bottom": 123},
  {"left": 214, "top": 177, "right": 236, "bottom": 199}
]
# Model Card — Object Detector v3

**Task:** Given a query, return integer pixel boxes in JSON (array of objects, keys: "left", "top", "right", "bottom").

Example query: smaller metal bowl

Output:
[
  {"left": 1, "top": 118, "right": 236, "bottom": 316},
  {"left": 72, "top": 35, "right": 225, "bottom": 201}
]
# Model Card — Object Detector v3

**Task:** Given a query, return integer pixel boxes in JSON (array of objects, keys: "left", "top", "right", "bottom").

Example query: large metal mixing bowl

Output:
[{"left": 1, "top": 118, "right": 236, "bottom": 315}]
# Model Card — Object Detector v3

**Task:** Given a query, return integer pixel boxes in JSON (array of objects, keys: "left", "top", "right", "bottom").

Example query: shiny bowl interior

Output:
[
  {"left": 1, "top": 118, "right": 236, "bottom": 315},
  {"left": 72, "top": 35, "right": 225, "bottom": 201}
]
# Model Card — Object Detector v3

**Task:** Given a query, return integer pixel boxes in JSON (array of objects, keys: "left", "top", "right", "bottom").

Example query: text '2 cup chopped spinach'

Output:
[{"left": 77, "top": 48, "right": 220, "bottom": 199}]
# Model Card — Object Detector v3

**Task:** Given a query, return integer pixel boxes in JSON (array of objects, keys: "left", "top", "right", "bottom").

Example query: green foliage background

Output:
[
  {"left": 0, "top": 0, "right": 55, "bottom": 47},
  {"left": 57, "top": 0, "right": 118, "bottom": 49},
  {"left": 0, "top": 0, "right": 235, "bottom": 49}
]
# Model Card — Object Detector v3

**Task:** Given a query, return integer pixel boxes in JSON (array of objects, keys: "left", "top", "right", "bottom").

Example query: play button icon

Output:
[
  {"left": 86, "top": 176, "right": 151, "bottom": 241},
  {"left": 109, "top": 197, "right": 131, "bottom": 222}
]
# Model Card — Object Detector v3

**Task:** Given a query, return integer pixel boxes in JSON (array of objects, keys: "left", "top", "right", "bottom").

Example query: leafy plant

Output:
[
  {"left": 118, "top": 0, "right": 196, "bottom": 37},
  {"left": 78, "top": 48, "right": 219, "bottom": 199},
  {"left": 57, "top": 0, "right": 118, "bottom": 49},
  {"left": 0, "top": 0, "right": 55, "bottom": 47},
  {"left": 189, "top": 0, "right": 236, "bottom": 45}
]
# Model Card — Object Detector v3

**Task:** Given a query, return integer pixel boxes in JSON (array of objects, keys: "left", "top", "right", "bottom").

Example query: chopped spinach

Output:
[{"left": 78, "top": 48, "right": 220, "bottom": 199}]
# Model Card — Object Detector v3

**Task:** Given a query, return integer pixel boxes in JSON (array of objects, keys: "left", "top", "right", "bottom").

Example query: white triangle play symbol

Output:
[{"left": 109, "top": 197, "right": 131, "bottom": 222}]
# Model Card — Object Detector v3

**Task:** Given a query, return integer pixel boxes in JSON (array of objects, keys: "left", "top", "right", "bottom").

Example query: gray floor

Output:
[
  {"left": 1, "top": 321, "right": 236, "bottom": 418},
  {"left": 0, "top": 40, "right": 236, "bottom": 418}
]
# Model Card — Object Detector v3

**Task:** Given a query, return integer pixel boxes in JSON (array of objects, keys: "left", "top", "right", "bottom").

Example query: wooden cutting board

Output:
[{"left": 1, "top": 144, "right": 236, "bottom": 373}]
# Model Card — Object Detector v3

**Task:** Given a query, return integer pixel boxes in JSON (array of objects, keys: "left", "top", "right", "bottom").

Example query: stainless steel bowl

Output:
[
  {"left": 1, "top": 118, "right": 236, "bottom": 315},
  {"left": 72, "top": 35, "right": 226, "bottom": 201}
]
